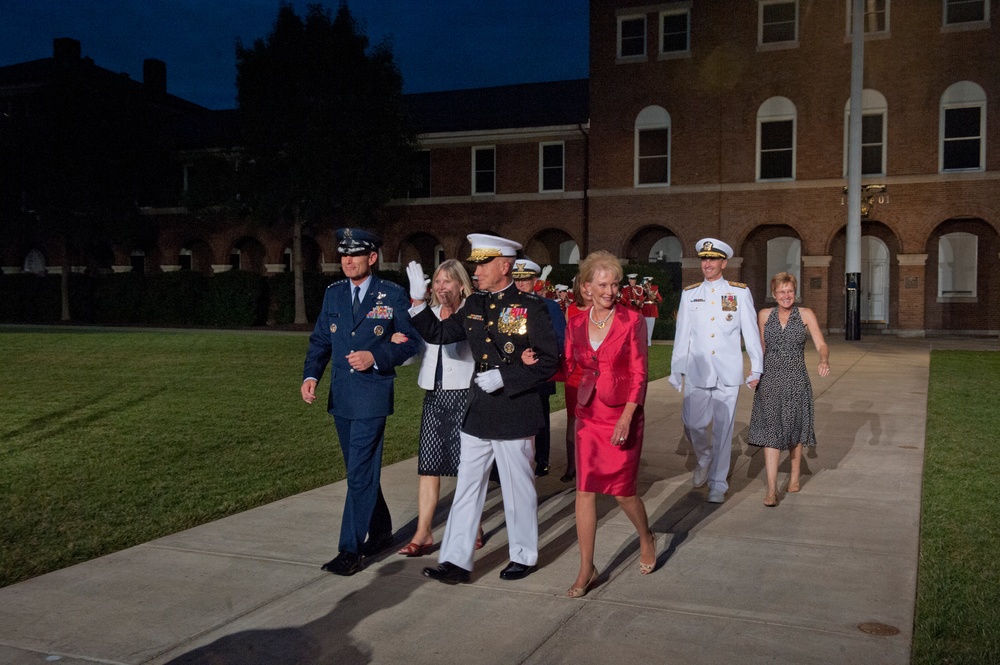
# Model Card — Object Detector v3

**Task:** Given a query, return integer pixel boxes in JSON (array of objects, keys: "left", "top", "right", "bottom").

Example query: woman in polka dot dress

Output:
[{"left": 747, "top": 272, "right": 830, "bottom": 507}]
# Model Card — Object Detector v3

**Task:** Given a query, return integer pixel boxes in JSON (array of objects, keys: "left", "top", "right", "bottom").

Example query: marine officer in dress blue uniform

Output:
[
  {"left": 668, "top": 238, "right": 763, "bottom": 503},
  {"left": 511, "top": 258, "right": 566, "bottom": 477},
  {"left": 301, "top": 228, "right": 420, "bottom": 576},
  {"left": 405, "top": 234, "right": 560, "bottom": 583}
]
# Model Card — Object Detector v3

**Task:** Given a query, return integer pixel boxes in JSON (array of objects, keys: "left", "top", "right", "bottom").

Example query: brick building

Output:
[{"left": 3, "top": 0, "right": 998, "bottom": 335}]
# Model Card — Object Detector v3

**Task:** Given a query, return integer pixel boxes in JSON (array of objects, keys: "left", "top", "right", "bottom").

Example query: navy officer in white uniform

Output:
[
  {"left": 669, "top": 238, "right": 763, "bottom": 503},
  {"left": 302, "top": 228, "right": 420, "bottom": 575},
  {"left": 405, "top": 234, "right": 559, "bottom": 583}
]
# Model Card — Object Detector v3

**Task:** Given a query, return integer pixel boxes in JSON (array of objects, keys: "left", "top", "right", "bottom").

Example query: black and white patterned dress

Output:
[
  {"left": 417, "top": 349, "right": 466, "bottom": 476},
  {"left": 747, "top": 306, "right": 817, "bottom": 450}
]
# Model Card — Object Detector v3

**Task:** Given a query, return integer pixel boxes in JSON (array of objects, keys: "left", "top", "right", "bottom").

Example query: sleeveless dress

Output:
[{"left": 747, "top": 307, "right": 817, "bottom": 450}]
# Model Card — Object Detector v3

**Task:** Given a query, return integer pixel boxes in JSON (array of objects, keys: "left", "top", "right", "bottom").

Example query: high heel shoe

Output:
[
  {"left": 475, "top": 526, "right": 485, "bottom": 550},
  {"left": 567, "top": 567, "right": 598, "bottom": 598},
  {"left": 397, "top": 541, "right": 433, "bottom": 557},
  {"left": 763, "top": 494, "right": 777, "bottom": 507},
  {"left": 560, "top": 469, "right": 576, "bottom": 483},
  {"left": 639, "top": 531, "right": 657, "bottom": 575}
]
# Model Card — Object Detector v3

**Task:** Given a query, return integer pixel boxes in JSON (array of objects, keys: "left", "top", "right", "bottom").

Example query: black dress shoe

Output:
[
  {"left": 422, "top": 562, "right": 470, "bottom": 584},
  {"left": 321, "top": 551, "right": 363, "bottom": 576},
  {"left": 499, "top": 561, "right": 535, "bottom": 580},
  {"left": 362, "top": 533, "right": 394, "bottom": 557},
  {"left": 535, "top": 464, "right": 550, "bottom": 478}
]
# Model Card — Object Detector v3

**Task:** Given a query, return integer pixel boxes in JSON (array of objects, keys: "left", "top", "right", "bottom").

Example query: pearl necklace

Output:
[{"left": 589, "top": 305, "right": 614, "bottom": 329}]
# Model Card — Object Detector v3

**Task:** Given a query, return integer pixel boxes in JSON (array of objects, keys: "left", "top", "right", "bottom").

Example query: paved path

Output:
[{"left": 0, "top": 336, "right": 992, "bottom": 664}]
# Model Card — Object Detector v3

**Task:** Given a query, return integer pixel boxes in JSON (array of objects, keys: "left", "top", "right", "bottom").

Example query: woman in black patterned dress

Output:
[
  {"left": 747, "top": 272, "right": 830, "bottom": 507},
  {"left": 393, "top": 260, "right": 477, "bottom": 555}
]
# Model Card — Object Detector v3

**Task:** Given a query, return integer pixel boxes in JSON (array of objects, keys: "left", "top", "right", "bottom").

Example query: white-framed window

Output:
[
  {"left": 843, "top": 89, "right": 888, "bottom": 176},
  {"left": 759, "top": 0, "right": 798, "bottom": 47},
  {"left": 660, "top": 5, "right": 691, "bottom": 57},
  {"left": 472, "top": 146, "right": 496, "bottom": 195},
  {"left": 539, "top": 142, "right": 565, "bottom": 192},
  {"left": 847, "top": 0, "right": 890, "bottom": 36},
  {"left": 938, "top": 232, "right": 977, "bottom": 298},
  {"left": 766, "top": 237, "right": 802, "bottom": 299},
  {"left": 635, "top": 106, "right": 671, "bottom": 187},
  {"left": 618, "top": 15, "right": 647, "bottom": 60},
  {"left": 943, "top": 0, "right": 989, "bottom": 27},
  {"left": 940, "top": 81, "right": 986, "bottom": 172},
  {"left": 757, "top": 97, "right": 796, "bottom": 181}
]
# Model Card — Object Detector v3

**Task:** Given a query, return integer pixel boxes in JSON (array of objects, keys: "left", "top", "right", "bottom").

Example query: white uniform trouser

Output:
[
  {"left": 438, "top": 432, "right": 538, "bottom": 571},
  {"left": 644, "top": 317, "right": 655, "bottom": 346},
  {"left": 682, "top": 382, "right": 740, "bottom": 493}
]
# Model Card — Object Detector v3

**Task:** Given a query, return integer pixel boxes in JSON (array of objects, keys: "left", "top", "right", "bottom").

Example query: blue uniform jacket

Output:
[{"left": 303, "top": 275, "right": 420, "bottom": 420}]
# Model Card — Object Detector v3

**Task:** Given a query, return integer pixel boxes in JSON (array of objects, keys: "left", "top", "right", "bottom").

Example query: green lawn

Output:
[
  {"left": 912, "top": 350, "right": 1000, "bottom": 664},
  {"left": 0, "top": 329, "right": 670, "bottom": 587}
]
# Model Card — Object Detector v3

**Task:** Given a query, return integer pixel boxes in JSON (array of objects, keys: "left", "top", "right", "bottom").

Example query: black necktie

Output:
[{"left": 353, "top": 287, "right": 361, "bottom": 318}]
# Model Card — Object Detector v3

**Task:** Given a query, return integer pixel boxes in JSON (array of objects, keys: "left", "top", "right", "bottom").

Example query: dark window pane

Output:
[
  {"left": 861, "top": 114, "right": 883, "bottom": 144},
  {"left": 764, "top": 3, "right": 796, "bottom": 23},
  {"left": 542, "top": 144, "right": 563, "bottom": 168},
  {"left": 662, "top": 13, "right": 688, "bottom": 52},
  {"left": 947, "top": 0, "right": 985, "bottom": 23},
  {"left": 179, "top": 254, "right": 192, "bottom": 271},
  {"left": 760, "top": 150, "right": 793, "bottom": 179},
  {"left": 475, "top": 171, "right": 495, "bottom": 193},
  {"left": 762, "top": 2, "right": 796, "bottom": 42},
  {"left": 945, "top": 107, "right": 981, "bottom": 138},
  {"left": 639, "top": 157, "right": 669, "bottom": 184},
  {"left": 543, "top": 169, "right": 563, "bottom": 191},
  {"left": 621, "top": 18, "right": 645, "bottom": 56},
  {"left": 944, "top": 139, "right": 981, "bottom": 170},
  {"left": 862, "top": 145, "right": 882, "bottom": 175},
  {"left": 761, "top": 120, "right": 793, "bottom": 150},
  {"left": 639, "top": 128, "right": 669, "bottom": 157},
  {"left": 475, "top": 148, "right": 495, "bottom": 170}
]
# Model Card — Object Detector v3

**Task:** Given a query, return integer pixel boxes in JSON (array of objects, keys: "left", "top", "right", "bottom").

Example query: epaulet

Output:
[
  {"left": 683, "top": 282, "right": 700, "bottom": 291},
  {"left": 378, "top": 279, "right": 404, "bottom": 293},
  {"left": 327, "top": 279, "right": 347, "bottom": 289},
  {"left": 727, "top": 280, "right": 748, "bottom": 289}
]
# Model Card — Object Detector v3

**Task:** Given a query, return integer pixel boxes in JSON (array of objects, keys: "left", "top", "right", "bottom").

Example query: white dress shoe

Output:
[
  {"left": 707, "top": 489, "right": 726, "bottom": 503},
  {"left": 692, "top": 464, "right": 709, "bottom": 488}
]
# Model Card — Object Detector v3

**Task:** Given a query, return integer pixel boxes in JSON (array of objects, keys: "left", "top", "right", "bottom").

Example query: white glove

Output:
[
  {"left": 667, "top": 373, "right": 683, "bottom": 393},
  {"left": 406, "top": 260, "right": 429, "bottom": 301},
  {"left": 540, "top": 265, "right": 552, "bottom": 282},
  {"left": 474, "top": 369, "right": 504, "bottom": 393}
]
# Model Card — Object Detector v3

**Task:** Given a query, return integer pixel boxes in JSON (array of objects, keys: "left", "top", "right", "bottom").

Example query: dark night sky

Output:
[{"left": 0, "top": 0, "right": 590, "bottom": 110}]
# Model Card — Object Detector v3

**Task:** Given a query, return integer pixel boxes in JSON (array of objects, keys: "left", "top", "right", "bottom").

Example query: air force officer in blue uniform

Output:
[{"left": 302, "top": 228, "right": 419, "bottom": 576}]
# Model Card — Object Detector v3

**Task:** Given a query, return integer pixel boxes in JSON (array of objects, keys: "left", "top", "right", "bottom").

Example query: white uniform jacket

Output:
[
  {"left": 670, "top": 279, "right": 763, "bottom": 389},
  {"left": 409, "top": 302, "right": 476, "bottom": 391}
]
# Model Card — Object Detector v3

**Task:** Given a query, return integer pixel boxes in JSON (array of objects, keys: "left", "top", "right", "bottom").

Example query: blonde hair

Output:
[
  {"left": 578, "top": 250, "right": 623, "bottom": 286},
  {"left": 430, "top": 259, "right": 474, "bottom": 308},
  {"left": 770, "top": 271, "right": 798, "bottom": 295}
]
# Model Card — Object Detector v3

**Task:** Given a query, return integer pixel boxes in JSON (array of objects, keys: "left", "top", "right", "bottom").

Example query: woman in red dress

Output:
[{"left": 564, "top": 251, "right": 655, "bottom": 596}]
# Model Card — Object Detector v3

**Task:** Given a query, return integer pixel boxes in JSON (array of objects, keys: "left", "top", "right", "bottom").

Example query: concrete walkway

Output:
[{"left": 0, "top": 336, "right": 993, "bottom": 664}]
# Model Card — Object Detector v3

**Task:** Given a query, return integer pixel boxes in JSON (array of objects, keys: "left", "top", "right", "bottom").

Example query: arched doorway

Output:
[
  {"left": 398, "top": 232, "right": 443, "bottom": 268},
  {"left": 861, "top": 236, "right": 889, "bottom": 323},
  {"left": 524, "top": 228, "right": 577, "bottom": 265}
]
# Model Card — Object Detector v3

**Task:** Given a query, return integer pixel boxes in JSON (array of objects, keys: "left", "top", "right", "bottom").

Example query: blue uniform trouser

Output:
[{"left": 334, "top": 415, "right": 392, "bottom": 554}]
